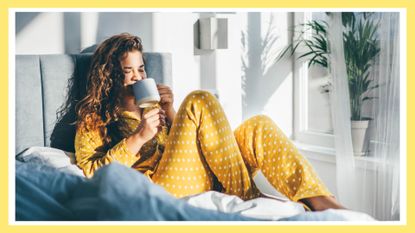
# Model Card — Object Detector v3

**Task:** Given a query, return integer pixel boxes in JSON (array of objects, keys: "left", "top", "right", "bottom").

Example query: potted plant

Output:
[{"left": 279, "top": 13, "right": 380, "bottom": 156}]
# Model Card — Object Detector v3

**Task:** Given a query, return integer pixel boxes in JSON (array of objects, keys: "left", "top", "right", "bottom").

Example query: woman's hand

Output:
[
  {"left": 136, "top": 108, "right": 166, "bottom": 143},
  {"left": 157, "top": 84, "right": 176, "bottom": 124},
  {"left": 157, "top": 84, "right": 174, "bottom": 111},
  {"left": 125, "top": 108, "right": 166, "bottom": 156}
]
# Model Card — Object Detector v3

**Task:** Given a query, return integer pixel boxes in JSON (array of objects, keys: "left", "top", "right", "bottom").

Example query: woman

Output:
[{"left": 74, "top": 33, "right": 344, "bottom": 211}]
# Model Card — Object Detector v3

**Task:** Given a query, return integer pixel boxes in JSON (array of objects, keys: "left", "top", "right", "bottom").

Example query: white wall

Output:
[
  {"left": 151, "top": 12, "right": 201, "bottom": 111},
  {"left": 16, "top": 12, "right": 65, "bottom": 54},
  {"left": 203, "top": 13, "right": 244, "bottom": 129},
  {"left": 305, "top": 151, "right": 378, "bottom": 215},
  {"left": 258, "top": 13, "right": 294, "bottom": 136}
]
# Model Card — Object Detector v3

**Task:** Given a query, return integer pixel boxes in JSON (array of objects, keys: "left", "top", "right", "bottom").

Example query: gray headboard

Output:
[{"left": 15, "top": 53, "right": 172, "bottom": 155}]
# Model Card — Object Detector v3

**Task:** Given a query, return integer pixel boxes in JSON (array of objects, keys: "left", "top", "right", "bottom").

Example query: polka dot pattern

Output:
[
  {"left": 75, "top": 90, "right": 332, "bottom": 202},
  {"left": 152, "top": 90, "right": 260, "bottom": 200},
  {"left": 234, "top": 115, "right": 332, "bottom": 202}
]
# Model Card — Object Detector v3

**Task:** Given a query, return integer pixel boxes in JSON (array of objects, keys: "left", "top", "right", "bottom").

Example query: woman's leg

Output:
[
  {"left": 151, "top": 90, "right": 260, "bottom": 200},
  {"left": 301, "top": 196, "right": 345, "bottom": 211},
  {"left": 233, "top": 115, "right": 343, "bottom": 210}
]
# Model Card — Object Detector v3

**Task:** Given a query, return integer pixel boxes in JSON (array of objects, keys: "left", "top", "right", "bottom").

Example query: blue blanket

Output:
[
  {"left": 16, "top": 161, "right": 258, "bottom": 221},
  {"left": 16, "top": 161, "right": 367, "bottom": 221}
]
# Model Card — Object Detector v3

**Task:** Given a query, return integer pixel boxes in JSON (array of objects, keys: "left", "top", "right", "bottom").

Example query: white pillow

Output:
[{"left": 16, "top": 146, "right": 85, "bottom": 177}]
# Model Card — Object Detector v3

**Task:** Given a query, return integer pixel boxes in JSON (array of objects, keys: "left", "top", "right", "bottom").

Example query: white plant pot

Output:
[{"left": 351, "top": 120, "right": 369, "bottom": 156}]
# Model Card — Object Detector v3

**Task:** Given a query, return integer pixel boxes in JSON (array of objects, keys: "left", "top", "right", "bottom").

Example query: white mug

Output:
[{"left": 132, "top": 78, "right": 161, "bottom": 108}]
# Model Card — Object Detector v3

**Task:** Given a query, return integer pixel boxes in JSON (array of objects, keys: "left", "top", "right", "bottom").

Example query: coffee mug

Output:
[{"left": 132, "top": 78, "right": 161, "bottom": 108}]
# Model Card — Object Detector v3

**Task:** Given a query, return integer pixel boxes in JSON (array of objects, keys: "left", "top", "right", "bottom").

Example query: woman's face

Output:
[{"left": 120, "top": 50, "right": 147, "bottom": 87}]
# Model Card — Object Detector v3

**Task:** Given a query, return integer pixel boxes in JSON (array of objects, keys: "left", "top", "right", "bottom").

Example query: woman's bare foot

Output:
[{"left": 300, "top": 196, "right": 346, "bottom": 211}]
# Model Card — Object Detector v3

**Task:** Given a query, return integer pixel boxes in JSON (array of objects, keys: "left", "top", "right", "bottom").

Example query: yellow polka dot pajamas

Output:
[{"left": 75, "top": 90, "right": 332, "bottom": 203}]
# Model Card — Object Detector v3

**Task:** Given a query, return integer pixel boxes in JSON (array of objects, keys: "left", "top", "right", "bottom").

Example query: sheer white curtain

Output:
[
  {"left": 327, "top": 12, "right": 401, "bottom": 221},
  {"left": 365, "top": 12, "right": 400, "bottom": 221},
  {"left": 327, "top": 13, "right": 359, "bottom": 211}
]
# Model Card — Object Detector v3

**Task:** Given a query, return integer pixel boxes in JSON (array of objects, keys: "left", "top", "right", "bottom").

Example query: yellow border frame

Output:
[{"left": 1, "top": 0, "right": 413, "bottom": 232}]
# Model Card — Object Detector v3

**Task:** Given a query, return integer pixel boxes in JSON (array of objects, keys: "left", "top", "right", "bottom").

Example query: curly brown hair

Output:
[{"left": 75, "top": 33, "right": 143, "bottom": 149}]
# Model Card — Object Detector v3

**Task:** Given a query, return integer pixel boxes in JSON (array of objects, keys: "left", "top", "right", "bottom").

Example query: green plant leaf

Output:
[{"left": 362, "top": 96, "right": 378, "bottom": 102}]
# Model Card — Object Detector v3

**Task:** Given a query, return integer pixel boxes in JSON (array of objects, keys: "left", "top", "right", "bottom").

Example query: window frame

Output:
[{"left": 292, "top": 12, "right": 335, "bottom": 149}]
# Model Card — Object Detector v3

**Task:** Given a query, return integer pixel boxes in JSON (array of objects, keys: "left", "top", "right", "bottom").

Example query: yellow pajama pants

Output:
[{"left": 151, "top": 90, "right": 331, "bottom": 202}]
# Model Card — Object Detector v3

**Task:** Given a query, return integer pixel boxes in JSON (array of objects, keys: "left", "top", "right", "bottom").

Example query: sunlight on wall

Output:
[
  {"left": 262, "top": 72, "right": 293, "bottom": 137},
  {"left": 241, "top": 12, "right": 294, "bottom": 135},
  {"left": 151, "top": 13, "right": 201, "bottom": 111},
  {"left": 16, "top": 13, "right": 65, "bottom": 54},
  {"left": 80, "top": 12, "right": 98, "bottom": 50}
]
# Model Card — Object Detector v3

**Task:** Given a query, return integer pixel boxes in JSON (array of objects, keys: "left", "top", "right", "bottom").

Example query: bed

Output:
[{"left": 14, "top": 53, "right": 374, "bottom": 221}]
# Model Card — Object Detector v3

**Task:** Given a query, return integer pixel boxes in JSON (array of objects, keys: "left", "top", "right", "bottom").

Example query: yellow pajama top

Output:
[{"left": 74, "top": 110, "right": 168, "bottom": 179}]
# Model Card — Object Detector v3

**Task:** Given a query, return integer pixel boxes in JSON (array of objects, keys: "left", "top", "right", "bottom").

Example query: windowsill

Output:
[
  {"left": 294, "top": 141, "right": 336, "bottom": 163},
  {"left": 294, "top": 141, "right": 384, "bottom": 170}
]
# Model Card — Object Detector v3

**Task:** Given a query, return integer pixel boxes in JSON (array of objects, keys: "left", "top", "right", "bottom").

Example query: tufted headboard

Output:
[{"left": 15, "top": 53, "right": 172, "bottom": 155}]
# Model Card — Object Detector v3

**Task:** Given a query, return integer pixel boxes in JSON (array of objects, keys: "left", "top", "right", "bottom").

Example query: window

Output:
[{"left": 293, "top": 12, "right": 334, "bottom": 149}]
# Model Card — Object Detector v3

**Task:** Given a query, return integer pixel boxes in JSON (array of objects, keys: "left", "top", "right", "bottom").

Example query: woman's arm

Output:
[
  {"left": 74, "top": 126, "right": 140, "bottom": 178},
  {"left": 75, "top": 108, "right": 165, "bottom": 178}
]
